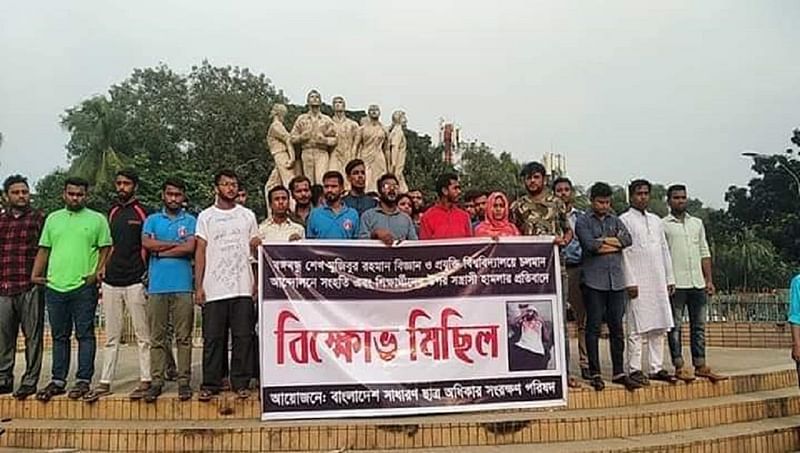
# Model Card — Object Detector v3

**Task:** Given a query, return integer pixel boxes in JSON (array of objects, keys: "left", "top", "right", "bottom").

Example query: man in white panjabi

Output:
[
  {"left": 290, "top": 90, "right": 337, "bottom": 185},
  {"left": 353, "top": 104, "right": 388, "bottom": 194},
  {"left": 620, "top": 179, "right": 678, "bottom": 386},
  {"left": 387, "top": 110, "right": 408, "bottom": 193}
]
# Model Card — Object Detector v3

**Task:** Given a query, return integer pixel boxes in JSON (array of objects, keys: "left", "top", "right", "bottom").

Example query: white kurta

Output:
[{"left": 620, "top": 209, "right": 676, "bottom": 334}]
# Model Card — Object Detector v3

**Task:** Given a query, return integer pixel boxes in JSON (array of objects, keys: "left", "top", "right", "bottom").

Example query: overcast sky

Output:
[{"left": 1, "top": 0, "right": 798, "bottom": 206}]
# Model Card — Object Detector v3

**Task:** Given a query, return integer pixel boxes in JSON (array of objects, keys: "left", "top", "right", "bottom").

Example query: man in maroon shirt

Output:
[
  {"left": 0, "top": 175, "right": 45, "bottom": 400},
  {"left": 419, "top": 172, "right": 472, "bottom": 240}
]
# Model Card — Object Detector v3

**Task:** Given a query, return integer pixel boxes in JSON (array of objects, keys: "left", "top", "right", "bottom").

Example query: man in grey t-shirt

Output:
[{"left": 359, "top": 173, "right": 418, "bottom": 245}]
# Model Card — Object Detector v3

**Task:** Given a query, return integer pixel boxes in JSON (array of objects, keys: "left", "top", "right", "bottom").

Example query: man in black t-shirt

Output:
[{"left": 84, "top": 169, "right": 152, "bottom": 403}]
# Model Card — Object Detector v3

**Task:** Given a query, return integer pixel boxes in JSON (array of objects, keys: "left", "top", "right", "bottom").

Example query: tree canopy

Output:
[{"left": 27, "top": 61, "right": 797, "bottom": 291}]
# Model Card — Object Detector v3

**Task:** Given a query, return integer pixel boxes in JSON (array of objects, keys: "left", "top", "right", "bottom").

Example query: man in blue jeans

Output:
[
  {"left": 662, "top": 185, "right": 727, "bottom": 383},
  {"left": 31, "top": 177, "right": 112, "bottom": 402}
]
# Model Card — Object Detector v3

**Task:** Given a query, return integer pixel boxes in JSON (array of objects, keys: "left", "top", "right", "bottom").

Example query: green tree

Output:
[
  {"left": 61, "top": 96, "right": 129, "bottom": 191},
  {"left": 459, "top": 147, "right": 522, "bottom": 199},
  {"left": 404, "top": 132, "right": 452, "bottom": 203}
]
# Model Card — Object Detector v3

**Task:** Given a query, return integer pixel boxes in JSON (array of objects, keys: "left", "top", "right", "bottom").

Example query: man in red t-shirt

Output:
[{"left": 419, "top": 172, "right": 472, "bottom": 239}]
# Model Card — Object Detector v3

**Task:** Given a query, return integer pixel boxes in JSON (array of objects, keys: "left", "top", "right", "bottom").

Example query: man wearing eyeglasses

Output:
[
  {"left": 194, "top": 170, "right": 260, "bottom": 401},
  {"left": 359, "top": 174, "right": 418, "bottom": 244}
]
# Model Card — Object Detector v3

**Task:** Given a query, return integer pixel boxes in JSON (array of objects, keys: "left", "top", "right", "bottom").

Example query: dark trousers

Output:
[
  {"left": 584, "top": 287, "right": 626, "bottom": 378},
  {"left": 202, "top": 297, "right": 254, "bottom": 391},
  {"left": 0, "top": 287, "right": 45, "bottom": 388},
  {"left": 46, "top": 285, "right": 98, "bottom": 386},
  {"left": 668, "top": 288, "right": 707, "bottom": 369}
]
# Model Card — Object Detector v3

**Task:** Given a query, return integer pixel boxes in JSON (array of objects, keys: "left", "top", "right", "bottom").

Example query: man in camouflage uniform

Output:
[{"left": 510, "top": 161, "right": 578, "bottom": 388}]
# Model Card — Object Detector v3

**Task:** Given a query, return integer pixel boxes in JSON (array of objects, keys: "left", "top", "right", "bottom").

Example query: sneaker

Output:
[
  {"left": 13, "top": 385, "right": 37, "bottom": 401},
  {"left": 590, "top": 376, "right": 605, "bottom": 391},
  {"left": 650, "top": 370, "right": 679, "bottom": 384},
  {"left": 629, "top": 370, "right": 650, "bottom": 386},
  {"left": 67, "top": 381, "right": 91, "bottom": 400},
  {"left": 178, "top": 384, "right": 193, "bottom": 402},
  {"left": 36, "top": 382, "right": 66, "bottom": 402},
  {"left": 675, "top": 367, "right": 696, "bottom": 383},
  {"left": 143, "top": 385, "right": 162, "bottom": 404},
  {"left": 695, "top": 366, "right": 728, "bottom": 383},
  {"left": 612, "top": 375, "right": 642, "bottom": 391},
  {"left": 129, "top": 382, "right": 151, "bottom": 401},
  {"left": 82, "top": 383, "right": 111, "bottom": 404}
]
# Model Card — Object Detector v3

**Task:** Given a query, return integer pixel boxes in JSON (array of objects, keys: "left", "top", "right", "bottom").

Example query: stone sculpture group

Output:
[{"left": 265, "top": 90, "right": 408, "bottom": 195}]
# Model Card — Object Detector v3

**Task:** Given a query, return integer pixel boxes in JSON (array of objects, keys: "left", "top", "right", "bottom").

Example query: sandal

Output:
[
  {"left": 567, "top": 376, "right": 581, "bottom": 389},
  {"left": 198, "top": 389, "right": 217, "bottom": 402},
  {"left": 68, "top": 381, "right": 91, "bottom": 400},
  {"left": 82, "top": 383, "right": 112, "bottom": 404},
  {"left": 35, "top": 382, "right": 66, "bottom": 402},
  {"left": 178, "top": 384, "right": 193, "bottom": 402}
]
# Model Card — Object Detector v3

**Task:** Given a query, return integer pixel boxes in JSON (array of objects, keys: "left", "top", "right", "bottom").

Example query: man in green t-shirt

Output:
[{"left": 31, "top": 177, "right": 112, "bottom": 402}]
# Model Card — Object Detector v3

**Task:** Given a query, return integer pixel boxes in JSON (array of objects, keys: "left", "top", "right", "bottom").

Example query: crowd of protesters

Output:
[{"left": 0, "top": 157, "right": 728, "bottom": 405}]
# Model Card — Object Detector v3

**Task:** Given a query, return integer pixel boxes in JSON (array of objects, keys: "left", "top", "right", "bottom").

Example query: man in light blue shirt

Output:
[
  {"left": 553, "top": 176, "right": 589, "bottom": 379},
  {"left": 307, "top": 171, "right": 360, "bottom": 239},
  {"left": 788, "top": 274, "right": 800, "bottom": 386},
  {"left": 141, "top": 178, "right": 197, "bottom": 402}
]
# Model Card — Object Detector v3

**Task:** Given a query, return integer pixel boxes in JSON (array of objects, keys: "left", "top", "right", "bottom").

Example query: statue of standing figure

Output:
[
  {"left": 291, "top": 90, "right": 337, "bottom": 185},
  {"left": 354, "top": 104, "right": 389, "bottom": 194},
  {"left": 329, "top": 96, "right": 360, "bottom": 183},
  {"left": 264, "top": 103, "right": 298, "bottom": 193},
  {"left": 387, "top": 110, "right": 408, "bottom": 193}
]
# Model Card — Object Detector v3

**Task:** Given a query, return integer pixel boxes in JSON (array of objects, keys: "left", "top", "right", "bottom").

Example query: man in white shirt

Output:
[
  {"left": 620, "top": 180, "right": 677, "bottom": 386},
  {"left": 195, "top": 170, "right": 260, "bottom": 401},
  {"left": 259, "top": 186, "right": 305, "bottom": 241}
]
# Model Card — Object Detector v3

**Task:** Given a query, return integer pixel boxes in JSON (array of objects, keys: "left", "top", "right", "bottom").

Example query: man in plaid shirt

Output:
[{"left": 0, "top": 175, "right": 45, "bottom": 400}]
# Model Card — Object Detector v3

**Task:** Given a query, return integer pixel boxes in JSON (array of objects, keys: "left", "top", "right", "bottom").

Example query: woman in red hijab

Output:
[{"left": 474, "top": 192, "right": 520, "bottom": 238}]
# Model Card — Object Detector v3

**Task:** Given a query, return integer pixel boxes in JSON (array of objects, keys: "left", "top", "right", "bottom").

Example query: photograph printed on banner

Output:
[{"left": 506, "top": 300, "right": 555, "bottom": 372}]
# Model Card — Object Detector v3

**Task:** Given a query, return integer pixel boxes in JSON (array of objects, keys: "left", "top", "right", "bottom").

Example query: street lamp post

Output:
[{"left": 741, "top": 151, "right": 800, "bottom": 197}]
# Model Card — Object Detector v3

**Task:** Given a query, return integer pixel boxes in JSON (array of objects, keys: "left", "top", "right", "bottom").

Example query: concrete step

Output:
[
  {"left": 2, "top": 367, "right": 794, "bottom": 422},
  {"left": 396, "top": 415, "right": 800, "bottom": 452},
  {"left": 1, "top": 387, "right": 799, "bottom": 451}
]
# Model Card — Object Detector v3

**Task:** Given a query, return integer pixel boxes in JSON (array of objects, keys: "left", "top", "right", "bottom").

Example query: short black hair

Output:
[
  {"left": 464, "top": 190, "right": 487, "bottom": 203},
  {"left": 162, "top": 177, "right": 186, "bottom": 192},
  {"left": 551, "top": 176, "right": 573, "bottom": 191},
  {"left": 311, "top": 184, "right": 324, "bottom": 206},
  {"left": 64, "top": 177, "right": 89, "bottom": 191},
  {"left": 288, "top": 175, "right": 311, "bottom": 192},
  {"left": 628, "top": 179, "right": 652, "bottom": 196},
  {"left": 377, "top": 173, "right": 398, "bottom": 190},
  {"left": 589, "top": 182, "right": 613, "bottom": 199},
  {"left": 667, "top": 184, "right": 687, "bottom": 199},
  {"left": 322, "top": 171, "right": 344, "bottom": 186},
  {"left": 116, "top": 168, "right": 139, "bottom": 186},
  {"left": 214, "top": 169, "right": 238, "bottom": 185},
  {"left": 268, "top": 185, "right": 290, "bottom": 203},
  {"left": 520, "top": 161, "right": 546, "bottom": 178},
  {"left": 3, "top": 174, "right": 28, "bottom": 193},
  {"left": 435, "top": 172, "right": 459, "bottom": 197},
  {"left": 345, "top": 159, "right": 365, "bottom": 176}
]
